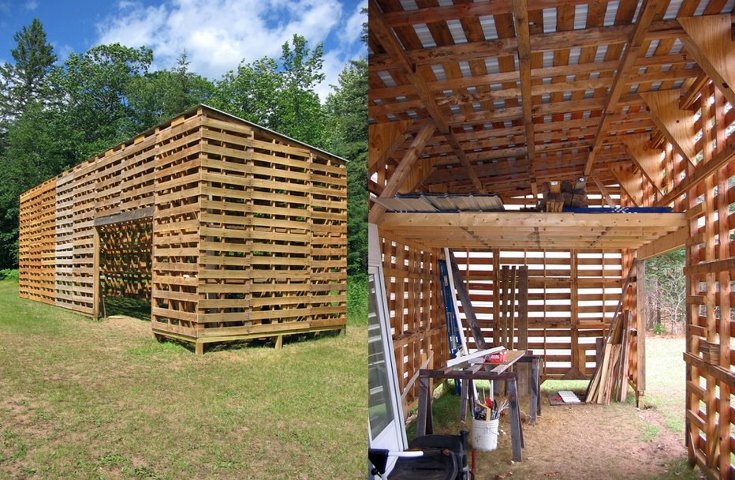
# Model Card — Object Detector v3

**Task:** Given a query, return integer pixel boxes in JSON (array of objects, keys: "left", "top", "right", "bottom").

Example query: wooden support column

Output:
[
  {"left": 369, "top": 122, "right": 436, "bottom": 224},
  {"left": 713, "top": 85, "right": 732, "bottom": 477},
  {"left": 92, "top": 227, "right": 100, "bottom": 319},
  {"left": 635, "top": 259, "right": 646, "bottom": 406},
  {"left": 639, "top": 90, "right": 697, "bottom": 166},
  {"left": 678, "top": 15, "right": 735, "bottom": 108}
]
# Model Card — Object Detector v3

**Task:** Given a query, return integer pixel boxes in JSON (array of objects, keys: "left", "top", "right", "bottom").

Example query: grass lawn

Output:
[{"left": 0, "top": 277, "right": 367, "bottom": 479}]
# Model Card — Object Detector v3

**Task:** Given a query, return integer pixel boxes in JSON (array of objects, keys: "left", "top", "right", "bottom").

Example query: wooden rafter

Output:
[
  {"left": 584, "top": 0, "right": 666, "bottom": 177},
  {"left": 368, "top": 120, "right": 411, "bottom": 175},
  {"left": 369, "top": 122, "right": 437, "bottom": 224},
  {"left": 622, "top": 135, "right": 665, "bottom": 196},
  {"left": 590, "top": 175, "right": 616, "bottom": 208},
  {"left": 512, "top": 0, "right": 536, "bottom": 187},
  {"left": 640, "top": 89, "right": 697, "bottom": 165},
  {"left": 368, "top": 0, "right": 486, "bottom": 193},
  {"left": 678, "top": 14, "right": 735, "bottom": 108}
]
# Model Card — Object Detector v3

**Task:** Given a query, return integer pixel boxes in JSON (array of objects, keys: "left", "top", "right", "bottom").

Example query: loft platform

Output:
[{"left": 379, "top": 211, "right": 686, "bottom": 250}]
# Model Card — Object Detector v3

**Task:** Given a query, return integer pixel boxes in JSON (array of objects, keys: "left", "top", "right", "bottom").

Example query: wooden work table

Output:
[{"left": 415, "top": 350, "right": 542, "bottom": 462}]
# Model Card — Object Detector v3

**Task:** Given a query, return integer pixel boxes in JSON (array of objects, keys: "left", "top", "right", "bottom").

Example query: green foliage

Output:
[
  {"left": 347, "top": 274, "right": 368, "bottom": 326},
  {"left": 0, "top": 269, "right": 18, "bottom": 281},
  {"left": 58, "top": 43, "right": 154, "bottom": 157},
  {"left": 0, "top": 20, "right": 368, "bottom": 278},
  {"left": 325, "top": 59, "right": 368, "bottom": 275},
  {"left": 211, "top": 34, "right": 326, "bottom": 146},
  {"left": 645, "top": 249, "right": 686, "bottom": 334},
  {"left": 0, "top": 18, "right": 56, "bottom": 119},
  {"left": 653, "top": 322, "right": 665, "bottom": 335},
  {"left": 127, "top": 53, "right": 215, "bottom": 130}
]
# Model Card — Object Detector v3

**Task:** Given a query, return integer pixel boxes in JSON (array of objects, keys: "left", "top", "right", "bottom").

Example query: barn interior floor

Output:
[{"left": 407, "top": 338, "right": 695, "bottom": 480}]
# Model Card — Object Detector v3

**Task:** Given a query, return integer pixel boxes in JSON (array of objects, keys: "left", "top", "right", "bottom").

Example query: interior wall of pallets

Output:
[
  {"left": 379, "top": 233, "right": 445, "bottom": 412},
  {"left": 99, "top": 219, "right": 153, "bottom": 301},
  {"left": 678, "top": 81, "right": 735, "bottom": 478},
  {"left": 18, "top": 179, "right": 56, "bottom": 305},
  {"left": 452, "top": 249, "right": 625, "bottom": 381}
]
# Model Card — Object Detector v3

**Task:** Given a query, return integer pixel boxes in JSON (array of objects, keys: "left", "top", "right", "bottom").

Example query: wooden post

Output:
[
  {"left": 92, "top": 227, "right": 100, "bottom": 319},
  {"left": 508, "top": 375, "right": 523, "bottom": 462},
  {"left": 529, "top": 356, "right": 540, "bottom": 425},
  {"left": 275, "top": 335, "right": 283, "bottom": 350},
  {"left": 635, "top": 260, "right": 646, "bottom": 406},
  {"left": 417, "top": 375, "right": 432, "bottom": 437},
  {"left": 449, "top": 251, "right": 486, "bottom": 349}
]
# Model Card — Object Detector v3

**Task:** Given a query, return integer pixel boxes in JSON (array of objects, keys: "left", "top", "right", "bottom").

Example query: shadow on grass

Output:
[{"left": 103, "top": 296, "right": 151, "bottom": 321}]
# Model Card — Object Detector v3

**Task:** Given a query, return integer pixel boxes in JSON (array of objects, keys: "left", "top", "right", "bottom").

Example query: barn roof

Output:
[{"left": 368, "top": 0, "right": 734, "bottom": 197}]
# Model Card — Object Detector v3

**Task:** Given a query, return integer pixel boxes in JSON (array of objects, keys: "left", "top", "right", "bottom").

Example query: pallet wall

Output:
[
  {"left": 379, "top": 233, "right": 446, "bottom": 412},
  {"left": 18, "top": 106, "right": 347, "bottom": 350},
  {"left": 19, "top": 179, "right": 56, "bottom": 304},
  {"left": 679, "top": 81, "right": 735, "bottom": 478},
  {"left": 452, "top": 249, "right": 624, "bottom": 380}
]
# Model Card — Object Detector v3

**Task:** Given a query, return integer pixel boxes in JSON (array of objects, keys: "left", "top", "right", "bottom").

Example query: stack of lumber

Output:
[
  {"left": 585, "top": 310, "right": 632, "bottom": 404},
  {"left": 539, "top": 179, "right": 589, "bottom": 212}
]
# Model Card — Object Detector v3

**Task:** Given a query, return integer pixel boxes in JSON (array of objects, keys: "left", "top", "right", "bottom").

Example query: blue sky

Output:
[{"left": 0, "top": 0, "right": 366, "bottom": 99}]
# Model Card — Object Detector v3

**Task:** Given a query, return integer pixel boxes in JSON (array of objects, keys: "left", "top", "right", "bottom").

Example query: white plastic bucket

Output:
[{"left": 471, "top": 417, "right": 499, "bottom": 451}]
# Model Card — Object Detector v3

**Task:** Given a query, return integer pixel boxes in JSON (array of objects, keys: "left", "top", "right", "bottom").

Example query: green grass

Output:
[
  {"left": 644, "top": 336, "right": 687, "bottom": 435},
  {"left": 347, "top": 274, "right": 367, "bottom": 326},
  {"left": 0, "top": 278, "right": 366, "bottom": 479}
]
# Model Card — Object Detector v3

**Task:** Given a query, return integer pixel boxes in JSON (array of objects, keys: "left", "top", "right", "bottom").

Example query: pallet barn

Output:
[
  {"left": 369, "top": 0, "right": 735, "bottom": 477},
  {"left": 18, "top": 104, "right": 347, "bottom": 354}
]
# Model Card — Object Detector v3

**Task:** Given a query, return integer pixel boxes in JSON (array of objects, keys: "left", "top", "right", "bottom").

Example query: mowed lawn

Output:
[{"left": 0, "top": 278, "right": 367, "bottom": 479}]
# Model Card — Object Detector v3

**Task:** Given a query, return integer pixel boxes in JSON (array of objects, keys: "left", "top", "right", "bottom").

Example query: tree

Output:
[
  {"left": 276, "top": 34, "right": 326, "bottom": 146},
  {"left": 211, "top": 56, "right": 281, "bottom": 127},
  {"left": 645, "top": 249, "right": 686, "bottom": 334},
  {"left": 58, "top": 43, "right": 153, "bottom": 158},
  {"left": 0, "top": 18, "right": 57, "bottom": 121},
  {"left": 128, "top": 53, "right": 215, "bottom": 131},
  {"left": 210, "top": 35, "right": 326, "bottom": 146},
  {"left": 324, "top": 59, "right": 368, "bottom": 276},
  {"left": 0, "top": 102, "right": 76, "bottom": 267}
]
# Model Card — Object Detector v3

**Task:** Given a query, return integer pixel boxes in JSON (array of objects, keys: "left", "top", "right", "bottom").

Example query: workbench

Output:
[{"left": 415, "top": 350, "right": 542, "bottom": 462}]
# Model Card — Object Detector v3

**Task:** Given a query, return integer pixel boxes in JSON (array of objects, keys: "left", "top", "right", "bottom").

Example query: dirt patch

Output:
[{"left": 437, "top": 395, "right": 700, "bottom": 479}]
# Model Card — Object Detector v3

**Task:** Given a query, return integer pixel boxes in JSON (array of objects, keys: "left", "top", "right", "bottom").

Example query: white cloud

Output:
[
  {"left": 95, "top": 0, "right": 364, "bottom": 99},
  {"left": 339, "top": 1, "right": 366, "bottom": 45},
  {"left": 24, "top": 0, "right": 38, "bottom": 11}
]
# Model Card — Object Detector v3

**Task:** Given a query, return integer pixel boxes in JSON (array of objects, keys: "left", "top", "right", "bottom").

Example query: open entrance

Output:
[{"left": 95, "top": 211, "right": 153, "bottom": 321}]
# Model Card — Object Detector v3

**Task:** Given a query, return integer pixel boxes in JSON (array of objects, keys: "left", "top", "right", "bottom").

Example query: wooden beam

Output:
[
  {"left": 369, "top": 0, "right": 485, "bottom": 193},
  {"left": 512, "top": 0, "right": 536, "bottom": 188},
  {"left": 590, "top": 175, "right": 617, "bottom": 208},
  {"left": 658, "top": 141, "right": 735, "bottom": 206},
  {"left": 678, "top": 14, "right": 735, "bottom": 108},
  {"left": 584, "top": 0, "right": 665, "bottom": 176},
  {"left": 639, "top": 89, "right": 697, "bottom": 165},
  {"left": 380, "top": 212, "right": 687, "bottom": 229},
  {"left": 368, "top": 121, "right": 411, "bottom": 174},
  {"left": 622, "top": 135, "right": 665, "bottom": 195},
  {"left": 369, "top": 122, "right": 436, "bottom": 224},
  {"left": 611, "top": 167, "right": 643, "bottom": 207},
  {"left": 637, "top": 226, "right": 687, "bottom": 259},
  {"left": 94, "top": 207, "right": 154, "bottom": 227}
]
